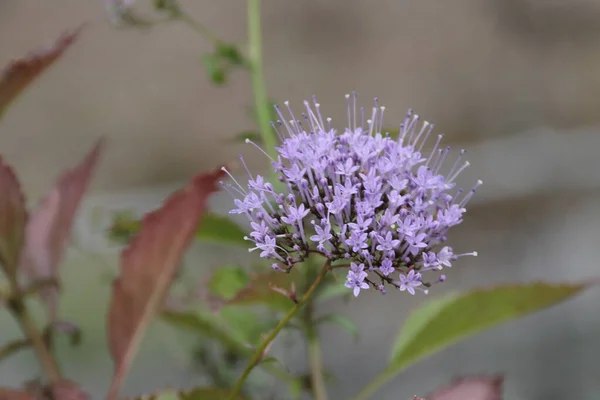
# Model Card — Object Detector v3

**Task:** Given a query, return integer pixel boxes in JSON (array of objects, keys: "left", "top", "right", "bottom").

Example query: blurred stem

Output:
[
  {"left": 349, "top": 368, "right": 396, "bottom": 400},
  {"left": 247, "top": 0, "right": 278, "bottom": 159},
  {"left": 304, "top": 302, "right": 328, "bottom": 400},
  {"left": 226, "top": 260, "right": 331, "bottom": 400},
  {"left": 5, "top": 276, "right": 62, "bottom": 384},
  {"left": 178, "top": 11, "right": 220, "bottom": 44},
  {"left": 0, "top": 338, "right": 30, "bottom": 362}
]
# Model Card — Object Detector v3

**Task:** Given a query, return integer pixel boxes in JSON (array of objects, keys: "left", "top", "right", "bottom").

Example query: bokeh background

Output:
[{"left": 2, "top": 0, "right": 600, "bottom": 399}]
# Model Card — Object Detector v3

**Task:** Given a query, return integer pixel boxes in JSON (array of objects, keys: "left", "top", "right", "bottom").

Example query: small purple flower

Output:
[
  {"left": 396, "top": 270, "right": 422, "bottom": 295},
  {"left": 345, "top": 268, "right": 370, "bottom": 297},
  {"left": 225, "top": 93, "right": 479, "bottom": 297},
  {"left": 379, "top": 259, "right": 395, "bottom": 276}
]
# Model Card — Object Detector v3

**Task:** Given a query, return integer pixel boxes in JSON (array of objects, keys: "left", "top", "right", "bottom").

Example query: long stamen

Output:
[
  {"left": 448, "top": 161, "right": 470, "bottom": 183},
  {"left": 221, "top": 167, "right": 247, "bottom": 195},
  {"left": 353, "top": 91, "right": 357, "bottom": 131},
  {"left": 245, "top": 139, "right": 275, "bottom": 162},
  {"left": 426, "top": 134, "right": 444, "bottom": 165},
  {"left": 345, "top": 94, "right": 352, "bottom": 129},
  {"left": 447, "top": 149, "right": 466, "bottom": 178},
  {"left": 238, "top": 154, "right": 253, "bottom": 180},
  {"left": 417, "top": 123, "right": 435, "bottom": 152},
  {"left": 459, "top": 180, "right": 483, "bottom": 207}
]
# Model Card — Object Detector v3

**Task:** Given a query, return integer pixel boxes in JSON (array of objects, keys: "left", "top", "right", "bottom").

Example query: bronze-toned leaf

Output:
[
  {"left": 0, "top": 388, "right": 36, "bottom": 400},
  {"left": 51, "top": 380, "right": 90, "bottom": 400},
  {"left": 106, "top": 168, "right": 224, "bottom": 400},
  {"left": 0, "top": 156, "right": 26, "bottom": 278},
  {"left": 0, "top": 26, "right": 83, "bottom": 120},
  {"left": 427, "top": 375, "right": 503, "bottom": 400},
  {"left": 20, "top": 139, "right": 104, "bottom": 319}
]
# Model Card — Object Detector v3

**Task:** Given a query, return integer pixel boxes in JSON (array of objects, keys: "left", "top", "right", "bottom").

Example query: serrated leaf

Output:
[
  {"left": 427, "top": 375, "right": 503, "bottom": 400},
  {"left": 128, "top": 388, "right": 247, "bottom": 400},
  {"left": 196, "top": 213, "right": 248, "bottom": 247},
  {"left": 0, "top": 27, "right": 82, "bottom": 120},
  {"left": 106, "top": 168, "right": 225, "bottom": 400},
  {"left": 20, "top": 139, "right": 104, "bottom": 320},
  {"left": 0, "top": 156, "right": 27, "bottom": 278},
  {"left": 316, "top": 314, "right": 358, "bottom": 340},
  {"left": 207, "top": 266, "right": 249, "bottom": 299}
]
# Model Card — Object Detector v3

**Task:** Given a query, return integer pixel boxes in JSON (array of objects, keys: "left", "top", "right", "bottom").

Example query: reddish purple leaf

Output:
[
  {"left": 0, "top": 26, "right": 83, "bottom": 120},
  {"left": 0, "top": 156, "right": 27, "bottom": 278},
  {"left": 0, "top": 388, "right": 36, "bottom": 400},
  {"left": 51, "top": 381, "right": 89, "bottom": 400},
  {"left": 106, "top": 168, "right": 225, "bottom": 400},
  {"left": 428, "top": 375, "right": 504, "bottom": 400},
  {"left": 20, "top": 139, "right": 104, "bottom": 318}
]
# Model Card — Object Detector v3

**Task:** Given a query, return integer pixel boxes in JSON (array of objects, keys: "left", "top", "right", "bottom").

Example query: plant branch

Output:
[
  {"left": 177, "top": 11, "right": 220, "bottom": 44},
  {"left": 0, "top": 338, "right": 30, "bottom": 362},
  {"left": 5, "top": 277, "right": 62, "bottom": 384},
  {"left": 247, "top": 0, "right": 278, "bottom": 159},
  {"left": 304, "top": 302, "right": 328, "bottom": 400},
  {"left": 226, "top": 260, "right": 331, "bottom": 400}
]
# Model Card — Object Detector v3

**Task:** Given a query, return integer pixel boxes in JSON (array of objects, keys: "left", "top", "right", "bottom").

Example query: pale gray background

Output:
[{"left": 1, "top": 0, "right": 600, "bottom": 399}]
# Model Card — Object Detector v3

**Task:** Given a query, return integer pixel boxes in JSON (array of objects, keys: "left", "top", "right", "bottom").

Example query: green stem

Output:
[
  {"left": 226, "top": 261, "right": 331, "bottom": 400},
  {"left": 177, "top": 10, "right": 220, "bottom": 44},
  {"left": 247, "top": 0, "right": 278, "bottom": 159},
  {"left": 5, "top": 277, "right": 62, "bottom": 384},
  {"left": 349, "top": 369, "right": 395, "bottom": 400},
  {"left": 304, "top": 303, "right": 328, "bottom": 400}
]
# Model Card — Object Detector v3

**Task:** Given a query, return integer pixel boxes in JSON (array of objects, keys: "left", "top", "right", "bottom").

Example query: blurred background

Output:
[{"left": 2, "top": 0, "right": 600, "bottom": 399}]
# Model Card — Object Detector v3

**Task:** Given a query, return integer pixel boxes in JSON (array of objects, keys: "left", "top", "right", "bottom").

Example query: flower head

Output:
[{"left": 224, "top": 93, "right": 479, "bottom": 296}]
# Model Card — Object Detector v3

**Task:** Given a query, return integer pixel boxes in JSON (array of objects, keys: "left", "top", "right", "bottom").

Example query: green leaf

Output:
[
  {"left": 226, "top": 267, "right": 306, "bottom": 312},
  {"left": 129, "top": 387, "right": 247, "bottom": 400},
  {"left": 195, "top": 213, "right": 248, "bottom": 247},
  {"left": 316, "top": 314, "right": 359, "bottom": 340},
  {"left": 390, "top": 282, "right": 588, "bottom": 374},
  {"left": 315, "top": 278, "right": 351, "bottom": 303},
  {"left": 218, "top": 305, "right": 271, "bottom": 345},
  {"left": 161, "top": 311, "right": 251, "bottom": 356},
  {"left": 216, "top": 43, "right": 245, "bottom": 66},
  {"left": 201, "top": 54, "right": 226, "bottom": 85},
  {"left": 208, "top": 266, "right": 249, "bottom": 299},
  {"left": 351, "top": 282, "right": 590, "bottom": 400}
]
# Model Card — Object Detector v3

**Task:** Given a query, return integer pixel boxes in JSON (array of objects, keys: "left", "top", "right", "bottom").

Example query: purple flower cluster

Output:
[{"left": 224, "top": 94, "right": 479, "bottom": 296}]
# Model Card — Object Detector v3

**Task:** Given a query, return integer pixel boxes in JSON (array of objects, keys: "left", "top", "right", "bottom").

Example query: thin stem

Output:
[
  {"left": 304, "top": 303, "right": 328, "bottom": 400},
  {"left": 178, "top": 12, "right": 221, "bottom": 44},
  {"left": 5, "top": 277, "right": 62, "bottom": 384},
  {"left": 247, "top": 0, "right": 278, "bottom": 159},
  {"left": 226, "top": 260, "right": 331, "bottom": 400},
  {"left": 349, "top": 368, "right": 395, "bottom": 400}
]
